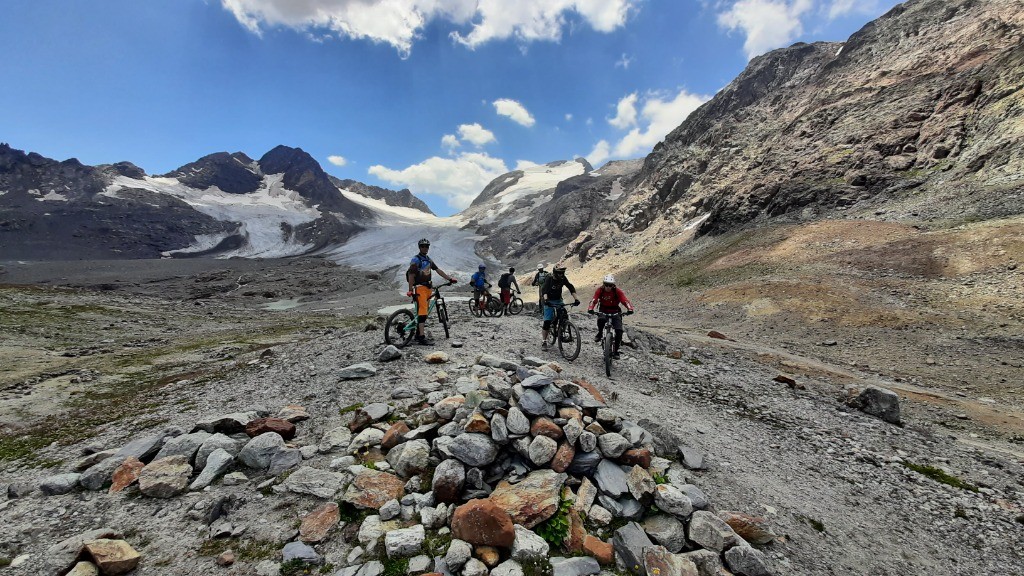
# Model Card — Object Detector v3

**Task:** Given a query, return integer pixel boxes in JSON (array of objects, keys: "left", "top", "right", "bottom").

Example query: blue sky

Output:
[{"left": 0, "top": 0, "right": 901, "bottom": 216}]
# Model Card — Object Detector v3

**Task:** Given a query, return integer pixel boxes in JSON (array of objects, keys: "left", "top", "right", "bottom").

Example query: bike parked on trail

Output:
[
  {"left": 544, "top": 301, "right": 581, "bottom": 360},
  {"left": 469, "top": 292, "right": 503, "bottom": 318},
  {"left": 506, "top": 291, "right": 525, "bottom": 315},
  {"left": 385, "top": 280, "right": 455, "bottom": 347},
  {"left": 596, "top": 311, "right": 622, "bottom": 376}
]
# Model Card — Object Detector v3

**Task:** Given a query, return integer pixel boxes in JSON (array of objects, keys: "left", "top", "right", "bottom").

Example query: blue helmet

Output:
[{"left": 478, "top": 264, "right": 486, "bottom": 270}]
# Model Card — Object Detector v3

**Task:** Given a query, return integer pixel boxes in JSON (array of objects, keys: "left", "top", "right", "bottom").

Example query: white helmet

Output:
[
  {"left": 603, "top": 274, "right": 616, "bottom": 284},
  {"left": 537, "top": 263, "right": 545, "bottom": 270}
]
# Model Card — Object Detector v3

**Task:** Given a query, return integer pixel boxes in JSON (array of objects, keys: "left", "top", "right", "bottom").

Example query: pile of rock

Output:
[{"left": 30, "top": 352, "right": 776, "bottom": 576}]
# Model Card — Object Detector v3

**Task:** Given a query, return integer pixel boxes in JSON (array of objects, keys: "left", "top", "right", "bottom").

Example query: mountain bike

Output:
[
  {"left": 385, "top": 281, "right": 455, "bottom": 348},
  {"left": 544, "top": 302, "right": 581, "bottom": 360},
  {"left": 469, "top": 289, "right": 503, "bottom": 318},
  {"left": 506, "top": 291, "right": 525, "bottom": 315},
  {"left": 595, "top": 311, "right": 622, "bottom": 377}
]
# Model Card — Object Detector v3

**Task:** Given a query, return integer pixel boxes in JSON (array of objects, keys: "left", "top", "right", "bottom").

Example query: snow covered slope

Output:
[{"left": 458, "top": 160, "right": 591, "bottom": 229}]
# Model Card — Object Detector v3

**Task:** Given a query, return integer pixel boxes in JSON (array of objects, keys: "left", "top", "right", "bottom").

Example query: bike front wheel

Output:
[
  {"left": 485, "top": 296, "right": 503, "bottom": 317},
  {"left": 385, "top": 308, "right": 416, "bottom": 348},
  {"left": 559, "top": 321, "right": 581, "bottom": 361},
  {"left": 603, "top": 332, "right": 613, "bottom": 377},
  {"left": 508, "top": 297, "right": 524, "bottom": 315}
]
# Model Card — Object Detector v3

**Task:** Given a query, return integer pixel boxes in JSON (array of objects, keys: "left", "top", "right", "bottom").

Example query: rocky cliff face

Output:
[
  {"left": 161, "top": 152, "right": 262, "bottom": 195},
  {"left": 567, "top": 0, "right": 1024, "bottom": 264},
  {"left": 329, "top": 176, "right": 434, "bottom": 215}
]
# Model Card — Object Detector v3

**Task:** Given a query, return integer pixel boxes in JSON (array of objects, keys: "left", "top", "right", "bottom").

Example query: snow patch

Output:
[
  {"left": 458, "top": 161, "right": 586, "bottom": 229},
  {"left": 37, "top": 191, "right": 69, "bottom": 202}
]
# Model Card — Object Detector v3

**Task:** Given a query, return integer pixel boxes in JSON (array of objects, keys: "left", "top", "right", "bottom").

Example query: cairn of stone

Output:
[{"left": 38, "top": 353, "right": 776, "bottom": 576}]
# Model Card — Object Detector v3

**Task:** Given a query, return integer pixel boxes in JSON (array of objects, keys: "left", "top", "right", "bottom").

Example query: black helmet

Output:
[
  {"left": 509, "top": 267, "right": 516, "bottom": 273},
  {"left": 418, "top": 238, "right": 430, "bottom": 247},
  {"left": 553, "top": 265, "right": 566, "bottom": 274}
]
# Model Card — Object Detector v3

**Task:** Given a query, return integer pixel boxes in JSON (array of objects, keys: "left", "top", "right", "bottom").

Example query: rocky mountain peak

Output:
[
  {"left": 162, "top": 151, "right": 261, "bottom": 194},
  {"left": 329, "top": 176, "right": 434, "bottom": 215}
]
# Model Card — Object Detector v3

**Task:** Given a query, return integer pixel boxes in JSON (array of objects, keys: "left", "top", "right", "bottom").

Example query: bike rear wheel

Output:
[
  {"left": 437, "top": 300, "right": 450, "bottom": 339},
  {"left": 559, "top": 321, "right": 581, "bottom": 360},
  {"left": 485, "top": 296, "right": 503, "bottom": 317},
  {"left": 603, "top": 332, "right": 613, "bottom": 377},
  {"left": 385, "top": 308, "right": 416, "bottom": 348},
  {"left": 468, "top": 297, "right": 482, "bottom": 318},
  {"left": 508, "top": 297, "right": 524, "bottom": 315}
]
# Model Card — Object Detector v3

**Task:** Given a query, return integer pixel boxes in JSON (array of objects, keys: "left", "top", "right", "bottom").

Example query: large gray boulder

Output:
[
  {"left": 238, "top": 432, "right": 286, "bottom": 470},
  {"left": 612, "top": 522, "right": 654, "bottom": 576},
  {"left": 196, "top": 433, "right": 241, "bottom": 470},
  {"left": 154, "top": 431, "right": 211, "bottom": 463},
  {"left": 848, "top": 386, "right": 902, "bottom": 425},
  {"left": 448, "top": 433, "right": 498, "bottom": 467},
  {"left": 724, "top": 546, "right": 773, "bottom": 576},
  {"left": 190, "top": 448, "right": 234, "bottom": 490}
]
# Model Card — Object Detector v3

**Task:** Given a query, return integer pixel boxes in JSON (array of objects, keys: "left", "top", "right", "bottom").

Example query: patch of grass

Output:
[
  {"left": 281, "top": 559, "right": 334, "bottom": 576},
  {"left": 534, "top": 497, "right": 574, "bottom": 548},
  {"left": 520, "top": 556, "right": 553, "bottom": 576},
  {"left": 423, "top": 529, "right": 452, "bottom": 557},
  {"left": 0, "top": 557, "right": 11, "bottom": 568},
  {"left": 382, "top": 557, "right": 409, "bottom": 576},
  {"left": 340, "top": 403, "right": 365, "bottom": 416},
  {"left": 902, "top": 462, "right": 979, "bottom": 492},
  {"left": 198, "top": 538, "right": 279, "bottom": 562},
  {"left": 652, "top": 473, "right": 668, "bottom": 485}
]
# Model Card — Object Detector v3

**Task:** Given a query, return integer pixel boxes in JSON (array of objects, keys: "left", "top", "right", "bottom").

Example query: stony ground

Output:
[{"left": 1, "top": 259, "right": 1023, "bottom": 575}]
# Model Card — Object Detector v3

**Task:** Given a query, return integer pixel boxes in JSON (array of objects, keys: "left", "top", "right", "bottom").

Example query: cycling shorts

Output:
[
  {"left": 414, "top": 285, "right": 432, "bottom": 316},
  {"left": 543, "top": 299, "right": 563, "bottom": 322},
  {"left": 500, "top": 288, "right": 511, "bottom": 304}
]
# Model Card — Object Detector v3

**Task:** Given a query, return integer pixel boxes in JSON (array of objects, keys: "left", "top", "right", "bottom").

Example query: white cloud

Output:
[
  {"left": 615, "top": 53, "right": 633, "bottom": 69},
  {"left": 717, "top": 0, "right": 813, "bottom": 60},
  {"left": 457, "top": 123, "right": 497, "bottom": 147},
  {"left": 369, "top": 152, "right": 509, "bottom": 210},
  {"left": 595, "top": 89, "right": 709, "bottom": 160},
  {"left": 587, "top": 140, "right": 611, "bottom": 166},
  {"left": 451, "top": 0, "right": 637, "bottom": 48},
  {"left": 826, "top": 0, "right": 883, "bottom": 20},
  {"left": 565, "top": 113, "right": 573, "bottom": 121},
  {"left": 493, "top": 99, "right": 536, "bottom": 127},
  {"left": 608, "top": 93, "right": 639, "bottom": 129},
  {"left": 221, "top": 0, "right": 638, "bottom": 55},
  {"left": 327, "top": 155, "right": 348, "bottom": 167},
  {"left": 441, "top": 134, "right": 461, "bottom": 153},
  {"left": 515, "top": 159, "right": 539, "bottom": 170}
]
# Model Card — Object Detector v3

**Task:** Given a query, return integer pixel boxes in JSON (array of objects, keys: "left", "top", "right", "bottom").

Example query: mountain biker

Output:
[
  {"left": 587, "top": 274, "right": 634, "bottom": 359},
  {"left": 541, "top": 265, "right": 580, "bottom": 350},
  {"left": 497, "top": 267, "right": 521, "bottom": 314},
  {"left": 406, "top": 239, "right": 457, "bottom": 345},
  {"left": 470, "top": 264, "right": 491, "bottom": 311},
  {"left": 531, "top": 264, "right": 549, "bottom": 314}
]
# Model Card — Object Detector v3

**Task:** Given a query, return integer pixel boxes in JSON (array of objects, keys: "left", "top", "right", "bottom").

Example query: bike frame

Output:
[{"left": 405, "top": 284, "right": 449, "bottom": 330}]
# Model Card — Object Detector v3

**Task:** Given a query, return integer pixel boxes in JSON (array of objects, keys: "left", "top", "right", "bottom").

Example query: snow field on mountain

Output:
[{"left": 461, "top": 161, "right": 588, "bottom": 228}]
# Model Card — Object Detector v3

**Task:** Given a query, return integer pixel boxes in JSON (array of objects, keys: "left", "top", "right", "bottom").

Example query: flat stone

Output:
[
  {"left": 551, "top": 556, "right": 600, "bottom": 576},
  {"left": 445, "top": 539, "right": 473, "bottom": 570},
  {"left": 612, "top": 522, "right": 654, "bottom": 576},
  {"left": 238, "top": 432, "right": 286, "bottom": 470},
  {"left": 193, "top": 411, "right": 259, "bottom": 434},
  {"left": 43, "top": 528, "right": 121, "bottom": 576},
  {"left": 300, "top": 502, "right": 340, "bottom": 543},
  {"left": 451, "top": 498, "right": 515, "bottom": 547},
  {"left": 643, "top": 545, "right": 699, "bottom": 576},
  {"left": 688, "top": 510, "right": 740, "bottom": 553},
  {"left": 154, "top": 431, "right": 211, "bottom": 463},
  {"left": 448, "top": 433, "right": 498, "bottom": 467},
  {"left": 528, "top": 435, "right": 558, "bottom": 465},
  {"left": 284, "top": 466, "right": 349, "bottom": 499},
  {"left": 679, "top": 485, "right": 710, "bottom": 510},
  {"left": 520, "top": 375, "right": 553, "bottom": 389},
  {"left": 278, "top": 404, "right": 310, "bottom": 423},
  {"left": 593, "top": 459, "right": 629, "bottom": 497},
  {"left": 40, "top": 472, "right": 82, "bottom": 496},
  {"left": 677, "top": 445, "right": 705, "bottom": 470},
  {"left": 222, "top": 471, "right": 249, "bottom": 486},
  {"left": 349, "top": 428, "right": 386, "bottom": 454},
  {"left": 434, "top": 396, "right": 466, "bottom": 420},
  {"left": 387, "top": 439, "right": 432, "bottom": 478},
  {"left": 386, "top": 524, "right": 426, "bottom": 558},
  {"left": 642, "top": 515, "right": 688, "bottom": 553},
  {"left": 408, "top": 555, "right": 434, "bottom": 574},
  {"left": 492, "top": 560, "right": 524, "bottom": 576},
  {"left": 189, "top": 448, "right": 234, "bottom": 490},
  {"left": 246, "top": 417, "right": 297, "bottom": 441},
  {"left": 75, "top": 449, "right": 117, "bottom": 472},
  {"left": 196, "top": 433, "right": 242, "bottom": 470},
  {"left": 490, "top": 469, "right": 566, "bottom": 528},
  {"left": 510, "top": 525, "right": 549, "bottom": 561},
  {"left": 319, "top": 426, "right": 354, "bottom": 453},
  {"left": 83, "top": 539, "right": 141, "bottom": 576},
  {"left": 339, "top": 362, "right": 377, "bottom": 380},
  {"left": 138, "top": 455, "right": 192, "bottom": 498},
  {"left": 506, "top": 407, "right": 531, "bottom": 435},
  {"left": 724, "top": 546, "right": 772, "bottom": 576},
  {"left": 567, "top": 450, "right": 602, "bottom": 475},
  {"left": 66, "top": 561, "right": 100, "bottom": 576},
  {"left": 432, "top": 458, "right": 465, "bottom": 503},
  {"left": 680, "top": 550, "right": 723, "bottom": 576},
  {"left": 517, "top": 389, "right": 553, "bottom": 417},
  {"left": 477, "top": 354, "right": 518, "bottom": 371},
  {"left": 282, "top": 541, "right": 322, "bottom": 564},
  {"left": 267, "top": 447, "right": 303, "bottom": 476},
  {"left": 343, "top": 467, "right": 406, "bottom": 508}
]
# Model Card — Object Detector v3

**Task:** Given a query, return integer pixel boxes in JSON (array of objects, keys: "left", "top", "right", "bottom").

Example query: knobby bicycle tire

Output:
[
  {"left": 508, "top": 297, "right": 524, "bottom": 315},
  {"left": 559, "top": 321, "right": 581, "bottom": 361},
  {"left": 437, "top": 300, "right": 450, "bottom": 339},
  {"left": 545, "top": 319, "right": 559, "bottom": 346},
  {"left": 603, "top": 331, "right": 613, "bottom": 377},
  {"left": 385, "top": 308, "right": 416, "bottom": 348},
  {"left": 485, "top": 296, "right": 503, "bottom": 317}
]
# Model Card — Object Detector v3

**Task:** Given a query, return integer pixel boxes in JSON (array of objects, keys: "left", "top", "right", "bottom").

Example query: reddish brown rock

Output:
[
  {"left": 573, "top": 379, "right": 606, "bottom": 403},
  {"left": 667, "top": 350, "right": 683, "bottom": 360},
  {"left": 489, "top": 469, "right": 565, "bottom": 529},
  {"left": 108, "top": 457, "right": 144, "bottom": 494},
  {"left": 465, "top": 413, "right": 492, "bottom": 434},
  {"left": 618, "top": 448, "right": 652, "bottom": 468},
  {"left": 584, "top": 535, "right": 614, "bottom": 565},
  {"left": 343, "top": 468, "right": 406, "bottom": 509},
  {"left": 566, "top": 508, "right": 586, "bottom": 553},
  {"left": 216, "top": 550, "right": 236, "bottom": 566},
  {"left": 83, "top": 539, "right": 141, "bottom": 575},
  {"left": 475, "top": 545, "right": 501, "bottom": 567},
  {"left": 300, "top": 502, "right": 341, "bottom": 543},
  {"left": 773, "top": 374, "right": 797, "bottom": 386},
  {"left": 707, "top": 330, "right": 733, "bottom": 341},
  {"left": 530, "top": 417, "right": 564, "bottom": 440},
  {"left": 381, "top": 421, "right": 411, "bottom": 450},
  {"left": 550, "top": 443, "right": 575, "bottom": 473},
  {"left": 719, "top": 511, "right": 777, "bottom": 545},
  {"left": 585, "top": 422, "right": 606, "bottom": 435},
  {"left": 245, "top": 417, "right": 296, "bottom": 441},
  {"left": 450, "top": 498, "right": 516, "bottom": 548}
]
